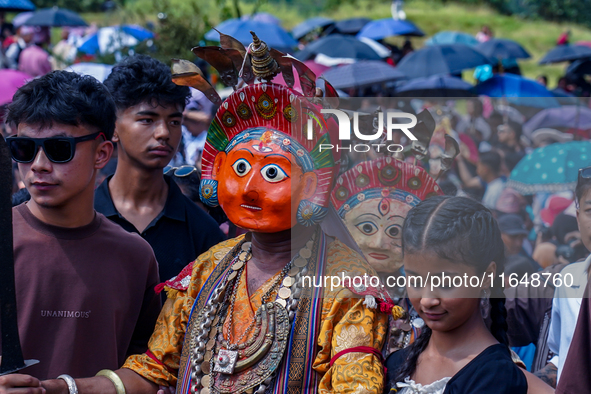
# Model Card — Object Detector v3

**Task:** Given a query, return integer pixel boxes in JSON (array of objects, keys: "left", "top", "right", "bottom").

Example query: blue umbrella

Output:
[
  {"left": 327, "top": 18, "right": 371, "bottom": 35},
  {"left": 425, "top": 31, "right": 478, "bottom": 46},
  {"left": 204, "top": 19, "right": 297, "bottom": 49},
  {"left": 396, "top": 44, "right": 492, "bottom": 79},
  {"left": 291, "top": 17, "right": 334, "bottom": 40},
  {"left": 395, "top": 75, "right": 474, "bottom": 97},
  {"left": 0, "top": 0, "right": 34, "bottom": 12},
  {"left": 23, "top": 7, "right": 87, "bottom": 27},
  {"left": 508, "top": 141, "right": 591, "bottom": 194},
  {"left": 474, "top": 74, "right": 560, "bottom": 108},
  {"left": 476, "top": 38, "right": 530, "bottom": 60},
  {"left": 539, "top": 45, "right": 591, "bottom": 64},
  {"left": 321, "top": 60, "right": 405, "bottom": 89},
  {"left": 77, "top": 25, "right": 154, "bottom": 55},
  {"left": 294, "top": 34, "right": 382, "bottom": 61},
  {"left": 356, "top": 18, "right": 424, "bottom": 40}
]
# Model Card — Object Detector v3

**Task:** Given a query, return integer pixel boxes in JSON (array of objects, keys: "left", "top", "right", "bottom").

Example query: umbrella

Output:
[
  {"left": 320, "top": 60, "right": 405, "bottom": 89},
  {"left": 23, "top": 7, "right": 87, "bottom": 27},
  {"left": 476, "top": 38, "right": 530, "bottom": 60},
  {"left": 507, "top": 141, "right": 591, "bottom": 194},
  {"left": 66, "top": 63, "right": 113, "bottom": 82},
  {"left": 0, "top": 0, "right": 34, "bottom": 12},
  {"left": 474, "top": 74, "right": 560, "bottom": 108},
  {"left": 425, "top": 31, "right": 478, "bottom": 46},
  {"left": 396, "top": 44, "right": 492, "bottom": 79},
  {"left": 539, "top": 45, "right": 591, "bottom": 64},
  {"left": 0, "top": 70, "right": 30, "bottom": 106},
  {"left": 240, "top": 12, "right": 280, "bottom": 25},
  {"left": 272, "top": 60, "right": 330, "bottom": 93},
  {"left": 566, "top": 59, "right": 591, "bottom": 76},
  {"left": 356, "top": 18, "right": 424, "bottom": 40},
  {"left": 204, "top": 19, "right": 297, "bottom": 49},
  {"left": 291, "top": 17, "right": 334, "bottom": 40},
  {"left": 77, "top": 25, "right": 154, "bottom": 55},
  {"left": 326, "top": 18, "right": 370, "bottom": 35},
  {"left": 294, "top": 34, "right": 382, "bottom": 61},
  {"left": 395, "top": 75, "right": 474, "bottom": 97},
  {"left": 523, "top": 106, "right": 591, "bottom": 135}
]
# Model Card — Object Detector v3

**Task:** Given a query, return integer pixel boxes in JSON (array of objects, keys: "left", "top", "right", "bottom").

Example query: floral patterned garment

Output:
[{"left": 123, "top": 235, "right": 389, "bottom": 393}]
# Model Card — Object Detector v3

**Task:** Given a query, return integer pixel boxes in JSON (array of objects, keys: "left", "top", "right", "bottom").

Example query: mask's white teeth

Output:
[{"left": 241, "top": 204, "right": 262, "bottom": 211}]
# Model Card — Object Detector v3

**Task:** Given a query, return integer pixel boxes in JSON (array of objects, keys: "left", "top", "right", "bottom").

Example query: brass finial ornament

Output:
[{"left": 249, "top": 31, "right": 280, "bottom": 82}]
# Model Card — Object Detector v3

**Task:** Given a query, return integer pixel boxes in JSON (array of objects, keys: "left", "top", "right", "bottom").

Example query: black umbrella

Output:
[
  {"left": 23, "top": 7, "right": 88, "bottom": 27},
  {"left": 0, "top": 0, "right": 34, "bottom": 12},
  {"left": 476, "top": 38, "right": 530, "bottom": 60},
  {"left": 321, "top": 60, "right": 405, "bottom": 89},
  {"left": 396, "top": 44, "right": 493, "bottom": 79},
  {"left": 292, "top": 17, "right": 334, "bottom": 40},
  {"left": 395, "top": 75, "right": 474, "bottom": 97},
  {"left": 539, "top": 45, "right": 591, "bottom": 64},
  {"left": 294, "top": 34, "right": 382, "bottom": 61},
  {"left": 566, "top": 59, "right": 591, "bottom": 75},
  {"left": 325, "top": 18, "right": 371, "bottom": 35}
]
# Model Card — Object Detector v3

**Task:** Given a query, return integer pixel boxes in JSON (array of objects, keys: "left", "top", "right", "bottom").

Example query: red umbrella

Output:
[
  {"left": 272, "top": 60, "right": 330, "bottom": 93},
  {"left": 0, "top": 70, "right": 30, "bottom": 106}
]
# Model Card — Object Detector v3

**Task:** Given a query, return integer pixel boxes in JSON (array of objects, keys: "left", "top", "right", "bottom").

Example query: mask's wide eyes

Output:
[
  {"left": 355, "top": 221, "right": 378, "bottom": 236},
  {"left": 386, "top": 224, "right": 402, "bottom": 238},
  {"left": 261, "top": 164, "right": 288, "bottom": 183},
  {"left": 232, "top": 158, "right": 252, "bottom": 177}
]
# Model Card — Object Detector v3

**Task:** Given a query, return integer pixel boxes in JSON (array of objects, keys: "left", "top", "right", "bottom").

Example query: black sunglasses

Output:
[
  {"left": 164, "top": 165, "right": 199, "bottom": 177},
  {"left": 7, "top": 132, "right": 105, "bottom": 164},
  {"left": 579, "top": 166, "right": 591, "bottom": 183}
]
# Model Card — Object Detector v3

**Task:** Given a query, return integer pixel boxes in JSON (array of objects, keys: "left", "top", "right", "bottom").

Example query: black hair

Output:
[
  {"left": 479, "top": 150, "right": 502, "bottom": 174},
  {"left": 5, "top": 71, "right": 116, "bottom": 140},
  {"left": 507, "top": 119, "right": 523, "bottom": 140},
  {"left": 103, "top": 54, "right": 191, "bottom": 112},
  {"left": 576, "top": 174, "right": 591, "bottom": 207},
  {"left": 393, "top": 196, "right": 508, "bottom": 383}
]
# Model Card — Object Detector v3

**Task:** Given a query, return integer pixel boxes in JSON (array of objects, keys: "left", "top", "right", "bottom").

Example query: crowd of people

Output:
[{"left": 1, "top": 21, "right": 591, "bottom": 394}]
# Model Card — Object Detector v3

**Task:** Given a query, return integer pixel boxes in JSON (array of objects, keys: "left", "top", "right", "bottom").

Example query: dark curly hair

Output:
[
  {"left": 103, "top": 54, "right": 190, "bottom": 112},
  {"left": 6, "top": 71, "right": 117, "bottom": 140},
  {"left": 393, "top": 195, "right": 508, "bottom": 384}
]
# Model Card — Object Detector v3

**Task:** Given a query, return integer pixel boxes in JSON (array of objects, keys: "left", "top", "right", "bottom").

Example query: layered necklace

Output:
[{"left": 188, "top": 232, "right": 316, "bottom": 394}]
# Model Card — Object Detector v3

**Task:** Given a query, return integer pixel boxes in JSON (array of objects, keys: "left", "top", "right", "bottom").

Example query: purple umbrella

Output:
[
  {"left": 0, "top": 70, "right": 30, "bottom": 106},
  {"left": 523, "top": 105, "right": 591, "bottom": 136}
]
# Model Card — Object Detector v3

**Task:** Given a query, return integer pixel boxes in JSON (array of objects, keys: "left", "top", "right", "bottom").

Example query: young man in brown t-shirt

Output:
[{"left": 2, "top": 71, "right": 161, "bottom": 381}]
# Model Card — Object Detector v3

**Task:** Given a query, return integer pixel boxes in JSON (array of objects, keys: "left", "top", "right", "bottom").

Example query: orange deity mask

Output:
[{"left": 200, "top": 84, "right": 340, "bottom": 233}]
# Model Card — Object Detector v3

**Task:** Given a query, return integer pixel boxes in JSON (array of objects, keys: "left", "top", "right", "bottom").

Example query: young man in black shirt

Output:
[{"left": 95, "top": 55, "right": 224, "bottom": 283}]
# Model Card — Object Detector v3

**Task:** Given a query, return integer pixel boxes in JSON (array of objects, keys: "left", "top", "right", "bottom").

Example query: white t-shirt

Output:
[{"left": 548, "top": 254, "right": 590, "bottom": 383}]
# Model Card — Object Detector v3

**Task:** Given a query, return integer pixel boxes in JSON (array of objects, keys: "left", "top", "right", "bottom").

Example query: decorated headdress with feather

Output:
[{"left": 172, "top": 31, "right": 341, "bottom": 227}]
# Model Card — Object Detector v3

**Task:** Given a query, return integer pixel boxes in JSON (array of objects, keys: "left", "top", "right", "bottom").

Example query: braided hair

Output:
[{"left": 392, "top": 195, "right": 508, "bottom": 384}]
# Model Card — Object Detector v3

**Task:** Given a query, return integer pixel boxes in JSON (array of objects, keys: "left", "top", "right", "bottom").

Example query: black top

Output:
[
  {"left": 95, "top": 175, "right": 225, "bottom": 283},
  {"left": 386, "top": 344, "right": 527, "bottom": 394}
]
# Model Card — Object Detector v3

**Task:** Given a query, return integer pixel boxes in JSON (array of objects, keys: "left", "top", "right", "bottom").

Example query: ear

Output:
[
  {"left": 211, "top": 152, "right": 227, "bottom": 180},
  {"left": 300, "top": 171, "right": 318, "bottom": 200},
  {"left": 95, "top": 141, "right": 114, "bottom": 170},
  {"left": 483, "top": 261, "right": 497, "bottom": 289},
  {"left": 112, "top": 122, "right": 120, "bottom": 143}
]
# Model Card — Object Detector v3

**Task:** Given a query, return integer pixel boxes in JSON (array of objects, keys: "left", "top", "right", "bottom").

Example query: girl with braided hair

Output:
[{"left": 385, "top": 195, "right": 528, "bottom": 393}]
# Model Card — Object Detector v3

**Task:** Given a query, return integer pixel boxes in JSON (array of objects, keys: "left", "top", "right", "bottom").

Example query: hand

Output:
[
  {"left": 157, "top": 386, "right": 176, "bottom": 394},
  {"left": 0, "top": 374, "right": 45, "bottom": 394}
]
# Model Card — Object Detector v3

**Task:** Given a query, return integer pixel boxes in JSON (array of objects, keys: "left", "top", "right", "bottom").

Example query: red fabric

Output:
[
  {"left": 329, "top": 346, "right": 384, "bottom": 367},
  {"left": 155, "top": 261, "right": 195, "bottom": 294}
]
